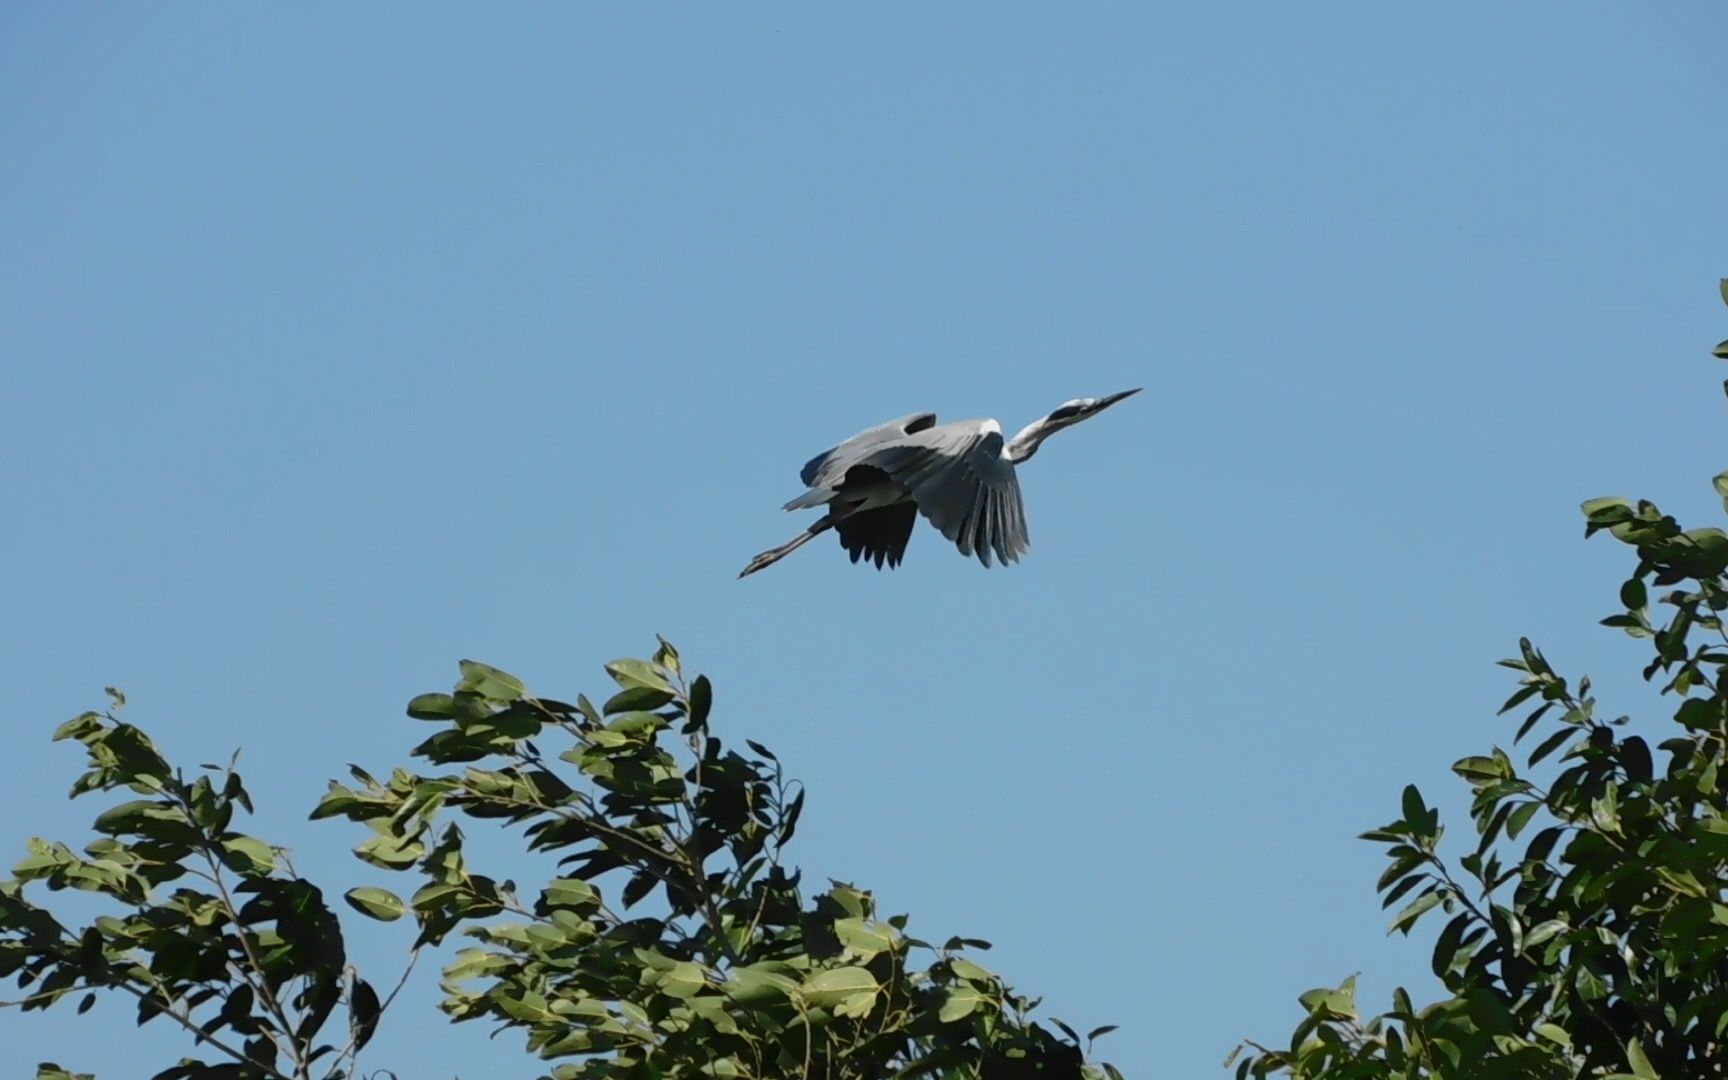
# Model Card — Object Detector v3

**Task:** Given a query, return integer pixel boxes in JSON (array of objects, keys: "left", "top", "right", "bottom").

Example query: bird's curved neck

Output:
[{"left": 1005, "top": 418, "right": 1056, "bottom": 464}]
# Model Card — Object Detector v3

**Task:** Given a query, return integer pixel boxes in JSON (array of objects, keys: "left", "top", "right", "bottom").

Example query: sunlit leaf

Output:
[
  {"left": 406, "top": 693, "right": 456, "bottom": 720},
  {"left": 938, "top": 985, "right": 984, "bottom": 1023},
  {"left": 220, "top": 835, "right": 275, "bottom": 877},
  {"left": 802, "top": 966, "right": 877, "bottom": 1007},
  {"left": 343, "top": 887, "right": 405, "bottom": 922},
  {"left": 457, "top": 660, "right": 527, "bottom": 702},
  {"left": 604, "top": 658, "right": 672, "bottom": 695},
  {"left": 1389, "top": 890, "right": 1442, "bottom": 935}
]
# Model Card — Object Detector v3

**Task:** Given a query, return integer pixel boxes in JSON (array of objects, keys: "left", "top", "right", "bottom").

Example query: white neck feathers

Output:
[{"left": 1005, "top": 418, "right": 1055, "bottom": 464}]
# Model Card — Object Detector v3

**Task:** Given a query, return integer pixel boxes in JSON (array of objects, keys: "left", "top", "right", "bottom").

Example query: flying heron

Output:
[{"left": 739, "top": 389, "right": 1141, "bottom": 578}]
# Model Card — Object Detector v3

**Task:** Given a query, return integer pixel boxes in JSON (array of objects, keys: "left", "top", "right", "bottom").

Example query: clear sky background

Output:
[{"left": 4, "top": 4, "right": 1727, "bottom": 1077}]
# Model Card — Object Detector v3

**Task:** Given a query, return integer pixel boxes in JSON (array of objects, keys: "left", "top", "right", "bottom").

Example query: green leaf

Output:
[
  {"left": 1715, "top": 339, "right": 1728, "bottom": 360},
  {"left": 1451, "top": 756, "right": 1504, "bottom": 783},
  {"left": 1507, "top": 800, "right": 1541, "bottom": 840},
  {"left": 950, "top": 957, "right": 994, "bottom": 984},
  {"left": 938, "top": 984, "right": 985, "bottom": 1023},
  {"left": 52, "top": 713, "right": 105, "bottom": 743},
  {"left": 13, "top": 839, "right": 73, "bottom": 878},
  {"left": 1592, "top": 789, "right": 1622, "bottom": 833},
  {"left": 1581, "top": 496, "right": 1634, "bottom": 521},
  {"left": 1514, "top": 702, "right": 1554, "bottom": 742},
  {"left": 1528, "top": 726, "right": 1573, "bottom": 766},
  {"left": 653, "top": 635, "right": 681, "bottom": 675},
  {"left": 354, "top": 834, "right": 424, "bottom": 870},
  {"left": 406, "top": 693, "right": 457, "bottom": 720},
  {"left": 802, "top": 966, "right": 878, "bottom": 1006},
  {"left": 688, "top": 675, "right": 713, "bottom": 727},
  {"left": 220, "top": 835, "right": 275, "bottom": 877},
  {"left": 92, "top": 799, "right": 183, "bottom": 836},
  {"left": 1523, "top": 919, "right": 1568, "bottom": 950},
  {"left": 834, "top": 918, "right": 895, "bottom": 958},
  {"left": 1620, "top": 576, "right": 1649, "bottom": 610},
  {"left": 542, "top": 878, "right": 598, "bottom": 911},
  {"left": 1626, "top": 1037, "right": 1658, "bottom": 1078},
  {"left": 1389, "top": 890, "right": 1442, "bottom": 934},
  {"left": 1600, "top": 613, "right": 1650, "bottom": 635},
  {"left": 350, "top": 976, "right": 382, "bottom": 1052},
  {"left": 1535, "top": 1022, "right": 1573, "bottom": 1047},
  {"left": 1296, "top": 977, "right": 1357, "bottom": 1020},
  {"left": 725, "top": 964, "right": 798, "bottom": 1004},
  {"left": 605, "top": 711, "right": 668, "bottom": 737},
  {"left": 457, "top": 660, "right": 526, "bottom": 702},
  {"left": 833, "top": 986, "right": 878, "bottom": 1019},
  {"left": 1498, "top": 683, "right": 1540, "bottom": 715},
  {"left": 602, "top": 686, "right": 676, "bottom": 715},
  {"left": 1677, "top": 698, "right": 1723, "bottom": 730},
  {"left": 1377, "top": 851, "right": 1425, "bottom": 893},
  {"left": 343, "top": 886, "right": 406, "bottom": 922},
  {"left": 496, "top": 990, "right": 556, "bottom": 1023},
  {"left": 745, "top": 739, "right": 777, "bottom": 761},
  {"left": 1401, "top": 784, "right": 1427, "bottom": 823},
  {"left": 1466, "top": 988, "right": 1515, "bottom": 1035},
  {"left": 659, "top": 961, "right": 706, "bottom": 999},
  {"left": 1430, "top": 912, "right": 1468, "bottom": 977},
  {"left": 604, "top": 658, "right": 672, "bottom": 695}
]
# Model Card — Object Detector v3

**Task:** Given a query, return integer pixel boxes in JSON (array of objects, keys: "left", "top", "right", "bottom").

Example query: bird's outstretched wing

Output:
[
  {"left": 834, "top": 498, "right": 917, "bottom": 569},
  {"left": 798, "top": 412, "right": 938, "bottom": 490},
  {"left": 859, "top": 420, "right": 1030, "bottom": 568}
]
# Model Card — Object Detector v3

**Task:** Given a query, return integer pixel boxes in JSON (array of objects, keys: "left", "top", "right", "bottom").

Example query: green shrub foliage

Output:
[{"left": 4, "top": 640, "right": 1120, "bottom": 1079}]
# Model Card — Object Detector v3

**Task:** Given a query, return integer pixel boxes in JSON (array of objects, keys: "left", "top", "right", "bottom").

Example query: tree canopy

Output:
[
  {"left": 1234, "top": 280, "right": 1728, "bottom": 1079},
  {"left": 3, "top": 639, "right": 1121, "bottom": 1079}
]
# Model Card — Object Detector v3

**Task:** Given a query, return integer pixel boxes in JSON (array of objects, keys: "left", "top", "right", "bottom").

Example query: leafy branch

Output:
[{"left": 6, "top": 644, "right": 1123, "bottom": 1078}]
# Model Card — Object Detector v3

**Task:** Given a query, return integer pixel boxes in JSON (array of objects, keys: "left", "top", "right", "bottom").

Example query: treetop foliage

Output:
[
  {"left": 4, "top": 638, "right": 1120, "bottom": 1079},
  {"left": 1233, "top": 279, "right": 1728, "bottom": 1079}
]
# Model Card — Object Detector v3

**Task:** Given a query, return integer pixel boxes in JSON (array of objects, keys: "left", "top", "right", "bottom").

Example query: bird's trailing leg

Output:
[{"left": 738, "top": 515, "right": 836, "bottom": 578}]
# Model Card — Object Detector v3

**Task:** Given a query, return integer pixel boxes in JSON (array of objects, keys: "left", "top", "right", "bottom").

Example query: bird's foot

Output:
[{"left": 738, "top": 550, "right": 779, "bottom": 578}]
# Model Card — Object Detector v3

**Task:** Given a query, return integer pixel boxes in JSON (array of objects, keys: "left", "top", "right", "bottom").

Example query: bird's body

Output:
[{"left": 739, "top": 389, "right": 1139, "bottom": 578}]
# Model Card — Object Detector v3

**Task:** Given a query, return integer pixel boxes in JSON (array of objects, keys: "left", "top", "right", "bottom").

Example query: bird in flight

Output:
[{"left": 739, "top": 389, "right": 1140, "bottom": 578}]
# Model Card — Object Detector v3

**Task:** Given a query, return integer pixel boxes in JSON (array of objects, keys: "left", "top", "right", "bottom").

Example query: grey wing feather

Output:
[
  {"left": 799, "top": 412, "right": 938, "bottom": 489},
  {"left": 859, "top": 422, "right": 1030, "bottom": 567}
]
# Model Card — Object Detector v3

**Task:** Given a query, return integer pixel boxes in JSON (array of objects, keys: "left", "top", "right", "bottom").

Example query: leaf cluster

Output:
[
  {"left": 5, "top": 641, "right": 1123, "bottom": 1079},
  {"left": 2, "top": 696, "right": 386, "bottom": 1080},
  {"left": 1233, "top": 286, "right": 1728, "bottom": 1079},
  {"left": 314, "top": 641, "right": 1121, "bottom": 1078}
]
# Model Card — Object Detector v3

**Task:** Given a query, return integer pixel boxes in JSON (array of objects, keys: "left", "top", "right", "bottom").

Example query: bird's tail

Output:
[
  {"left": 739, "top": 516, "right": 835, "bottom": 578},
  {"left": 781, "top": 487, "right": 831, "bottom": 511}
]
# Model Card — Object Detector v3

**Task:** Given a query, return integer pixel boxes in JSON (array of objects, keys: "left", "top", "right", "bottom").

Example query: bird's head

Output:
[
  {"left": 1006, "top": 388, "right": 1141, "bottom": 463},
  {"left": 1041, "top": 388, "right": 1142, "bottom": 431}
]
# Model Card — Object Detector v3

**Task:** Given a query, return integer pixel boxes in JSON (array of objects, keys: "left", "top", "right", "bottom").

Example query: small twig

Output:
[
  {"left": 0, "top": 984, "right": 102, "bottom": 1009},
  {"left": 180, "top": 792, "right": 308, "bottom": 1080},
  {"left": 111, "top": 975, "right": 297, "bottom": 1080}
]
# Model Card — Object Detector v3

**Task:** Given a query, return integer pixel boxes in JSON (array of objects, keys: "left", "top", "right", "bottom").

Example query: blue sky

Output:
[{"left": 3, "top": 4, "right": 1726, "bottom": 1076}]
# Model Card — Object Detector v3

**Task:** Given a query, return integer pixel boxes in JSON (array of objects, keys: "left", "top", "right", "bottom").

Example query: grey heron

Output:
[{"left": 739, "top": 389, "right": 1141, "bottom": 578}]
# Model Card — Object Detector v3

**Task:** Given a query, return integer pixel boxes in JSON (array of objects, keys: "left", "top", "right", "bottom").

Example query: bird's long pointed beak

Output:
[{"left": 1098, "top": 387, "right": 1142, "bottom": 409}]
